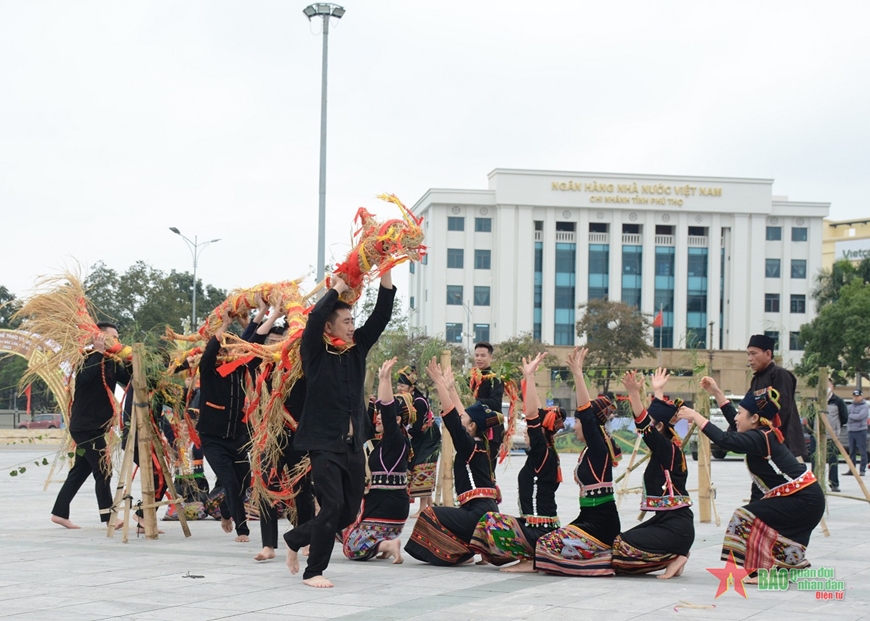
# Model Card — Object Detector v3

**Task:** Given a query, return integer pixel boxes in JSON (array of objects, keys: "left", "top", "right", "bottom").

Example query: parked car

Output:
[{"left": 18, "top": 413, "right": 63, "bottom": 429}]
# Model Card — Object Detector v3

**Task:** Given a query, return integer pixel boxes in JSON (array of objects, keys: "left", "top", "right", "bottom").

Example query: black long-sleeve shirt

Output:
[
  {"left": 750, "top": 362, "right": 806, "bottom": 459},
  {"left": 69, "top": 352, "right": 131, "bottom": 438},
  {"left": 704, "top": 402, "right": 808, "bottom": 501},
  {"left": 518, "top": 408, "right": 561, "bottom": 517},
  {"left": 442, "top": 407, "right": 496, "bottom": 498},
  {"left": 367, "top": 399, "right": 410, "bottom": 489},
  {"left": 635, "top": 410, "right": 691, "bottom": 511},
  {"left": 293, "top": 285, "right": 396, "bottom": 453},
  {"left": 196, "top": 325, "right": 265, "bottom": 439}
]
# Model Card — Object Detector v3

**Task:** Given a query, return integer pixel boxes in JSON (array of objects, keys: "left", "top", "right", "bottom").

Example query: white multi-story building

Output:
[{"left": 408, "top": 169, "right": 829, "bottom": 366}]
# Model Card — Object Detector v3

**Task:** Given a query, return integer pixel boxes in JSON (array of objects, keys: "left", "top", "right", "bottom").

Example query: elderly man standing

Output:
[
  {"left": 846, "top": 390, "right": 869, "bottom": 477},
  {"left": 746, "top": 334, "right": 806, "bottom": 460}
]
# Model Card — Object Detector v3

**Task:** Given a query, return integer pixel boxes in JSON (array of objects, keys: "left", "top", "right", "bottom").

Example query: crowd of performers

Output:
[{"left": 45, "top": 279, "right": 826, "bottom": 589}]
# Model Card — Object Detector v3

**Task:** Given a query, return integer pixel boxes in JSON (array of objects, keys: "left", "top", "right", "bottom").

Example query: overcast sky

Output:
[{"left": 2, "top": 1, "right": 868, "bottom": 305}]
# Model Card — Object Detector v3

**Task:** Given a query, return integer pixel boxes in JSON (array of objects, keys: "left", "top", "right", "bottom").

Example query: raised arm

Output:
[
  {"left": 425, "top": 357, "right": 474, "bottom": 455},
  {"left": 676, "top": 406, "right": 765, "bottom": 455},
  {"left": 521, "top": 352, "right": 548, "bottom": 418},
  {"left": 622, "top": 370, "right": 647, "bottom": 418},
  {"left": 301, "top": 277, "right": 348, "bottom": 353},
  {"left": 353, "top": 272, "right": 397, "bottom": 353},
  {"left": 565, "top": 347, "right": 591, "bottom": 408},
  {"left": 377, "top": 357, "right": 400, "bottom": 437},
  {"left": 650, "top": 367, "right": 669, "bottom": 401}
]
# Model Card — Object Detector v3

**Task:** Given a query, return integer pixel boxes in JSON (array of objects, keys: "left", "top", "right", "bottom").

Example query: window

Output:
[
  {"left": 474, "top": 249, "right": 491, "bottom": 269},
  {"left": 447, "top": 216, "right": 464, "bottom": 231},
  {"left": 764, "top": 331, "right": 780, "bottom": 351},
  {"left": 765, "top": 259, "right": 781, "bottom": 278},
  {"left": 556, "top": 221, "right": 576, "bottom": 232},
  {"left": 409, "top": 262, "right": 415, "bottom": 274},
  {"left": 688, "top": 226, "right": 707, "bottom": 237},
  {"left": 589, "top": 223, "right": 608, "bottom": 233},
  {"left": 446, "top": 285, "right": 463, "bottom": 305},
  {"left": 791, "top": 259, "right": 807, "bottom": 279},
  {"left": 447, "top": 248, "right": 464, "bottom": 269},
  {"left": 554, "top": 324, "right": 574, "bottom": 345},
  {"left": 622, "top": 224, "right": 640, "bottom": 234},
  {"left": 409, "top": 296, "right": 415, "bottom": 310},
  {"left": 656, "top": 225, "right": 674, "bottom": 235},
  {"left": 474, "top": 323, "right": 490, "bottom": 343},
  {"left": 445, "top": 323, "right": 463, "bottom": 343},
  {"left": 422, "top": 254, "right": 428, "bottom": 265},
  {"left": 789, "top": 331, "right": 804, "bottom": 351},
  {"left": 766, "top": 226, "right": 782, "bottom": 241},
  {"left": 550, "top": 367, "right": 570, "bottom": 383},
  {"left": 764, "top": 293, "right": 780, "bottom": 313},
  {"left": 474, "top": 286, "right": 490, "bottom": 306},
  {"left": 475, "top": 217, "right": 492, "bottom": 232},
  {"left": 534, "top": 221, "right": 543, "bottom": 231},
  {"left": 791, "top": 294, "right": 806, "bottom": 314},
  {"left": 792, "top": 227, "right": 808, "bottom": 242}
]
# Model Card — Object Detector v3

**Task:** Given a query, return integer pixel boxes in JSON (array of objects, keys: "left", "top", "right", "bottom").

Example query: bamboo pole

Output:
[
  {"left": 696, "top": 365, "right": 712, "bottom": 523},
  {"left": 132, "top": 344, "right": 159, "bottom": 539},
  {"left": 107, "top": 398, "right": 137, "bottom": 539},
  {"left": 616, "top": 433, "right": 643, "bottom": 508},
  {"left": 434, "top": 350, "right": 455, "bottom": 507},
  {"left": 820, "top": 414, "right": 870, "bottom": 503}
]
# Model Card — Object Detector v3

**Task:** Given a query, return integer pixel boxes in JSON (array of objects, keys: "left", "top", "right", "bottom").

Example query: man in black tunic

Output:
[
  {"left": 471, "top": 342, "right": 505, "bottom": 472},
  {"left": 747, "top": 334, "right": 806, "bottom": 459},
  {"left": 51, "top": 322, "right": 130, "bottom": 528},
  {"left": 285, "top": 271, "right": 395, "bottom": 588}
]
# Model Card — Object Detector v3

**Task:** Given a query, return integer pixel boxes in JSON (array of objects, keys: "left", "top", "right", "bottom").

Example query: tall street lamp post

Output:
[
  {"left": 169, "top": 227, "right": 221, "bottom": 332},
  {"left": 303, "top": 3, "right": 345, "bottom": 281}
]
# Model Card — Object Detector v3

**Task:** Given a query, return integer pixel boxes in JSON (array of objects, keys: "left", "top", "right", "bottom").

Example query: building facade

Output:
[
  {"left": 408, "top": 169, "right": 829, "bottom": 367},
  {"left": 822, "top": 217, "right": 870, "bottom": 269}
]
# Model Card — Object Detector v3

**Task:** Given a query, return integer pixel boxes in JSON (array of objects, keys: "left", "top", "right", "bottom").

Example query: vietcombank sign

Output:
[{"left": 835, "top": 238, "right": 870, "bottom": 261}]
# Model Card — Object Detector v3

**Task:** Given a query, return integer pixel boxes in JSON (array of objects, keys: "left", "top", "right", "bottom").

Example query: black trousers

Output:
[
  {"left": 51, "top": 432, "right": 113, "bottom": 523},
  {"left": 259, "top": 449, "right": 315, "bottom": 549},
  {"left": 200, "top": 433, "right": 251, "bottom": 536},
  {"left": 284, "top": 445, "right": 365, "bottom": 579}
]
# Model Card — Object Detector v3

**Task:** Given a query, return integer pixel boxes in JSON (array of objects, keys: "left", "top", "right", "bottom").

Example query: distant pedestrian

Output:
[{"left": 845, "top": 390, "right": 868, "bottom": 476}]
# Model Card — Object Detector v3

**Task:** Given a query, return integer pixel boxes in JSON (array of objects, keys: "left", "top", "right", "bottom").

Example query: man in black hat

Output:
[{"left": 747, "top": 334, "right": 806, "bottom": 459}]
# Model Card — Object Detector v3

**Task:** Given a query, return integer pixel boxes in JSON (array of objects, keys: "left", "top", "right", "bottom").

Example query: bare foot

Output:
[
  {"left": 235, "top": 534, "right": 250, "bottom": 543},
  {"left": 745, "top": 576, "right": 759, "bottom": 584},
  {"left": 51, "top": 515, "right": 81, "bottom": 529},
  {"left": 501, "top": 560, "right": 537, "bottom": 573},
  {"left": 378, "top": 538, "right": 404, "bottom": 564},
  {"left": 476, "top": 557, "right": 489, "bottom": 565},
  {"left": 255, "top": 546, "right": 275, "bottom": 561},
  {"left": 301, "top": 545, "right": 310, "bottom": 557},
  {"left": 657, "top": 555, "right": 688, "bottom": 579},
  {"left": 303, "top": 575, "right": 334, "bottom": 588},
  {"left": 221, "top": 518, "right": 233, "bottom": 533},
  {"left": 376, "top": 552, "right": 390, "bottom": 560},
  {"left": 286, "top": 547, "right": 300, "bottom": 574},
  {"left": 675, "top": 552, "right": 690, "bottom": 577}
]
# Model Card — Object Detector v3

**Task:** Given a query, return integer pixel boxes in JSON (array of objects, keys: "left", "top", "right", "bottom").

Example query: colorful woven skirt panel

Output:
[
  {"left": 408, "top": 461, "right": 438, "bottom": 498},
  {"left": 470, "top": 512, "right": 555, "bottom": 565},
  {"left": 535, "top": 524, "right": 616, "bottom": 576},
  {"left": 721, "top": 506, "right": 811, "bottom": 571},
  {"left": 341, "top": 517, "right": 406, "bottom": 561}
]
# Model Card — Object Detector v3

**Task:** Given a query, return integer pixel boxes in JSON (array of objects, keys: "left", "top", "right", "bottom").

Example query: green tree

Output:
[
  {"left": 84, "top": 261, "right": 226, "bottom": 341},
  {"left": 797, "top": 278, "right": 870, "bottom": 387},
  {"left": 0, "top": 286, "right": 21, "bottom": 329},
  {"left": 575, "top": 299, "right": 655, "bottom": 394},
  {"left": 491, "top": 332, "right": 549, "bottom": 384},
  {"left": 811, "top": 257, "right": 870, "bottom": 311}
]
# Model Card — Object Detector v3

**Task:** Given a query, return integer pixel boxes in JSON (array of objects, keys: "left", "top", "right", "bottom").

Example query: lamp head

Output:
[{"left": 169, "top": 227, "right": 181, "bottom": 235}]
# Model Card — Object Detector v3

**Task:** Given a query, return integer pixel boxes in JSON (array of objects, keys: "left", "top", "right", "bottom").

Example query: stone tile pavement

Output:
[{"left": 1, "top": 444, "right": 869, "bottom": 620}]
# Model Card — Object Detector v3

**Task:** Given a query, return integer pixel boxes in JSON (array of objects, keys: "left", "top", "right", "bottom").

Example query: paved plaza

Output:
[{"left": 1, "top": 443, "right": 869, "bottom": 621}]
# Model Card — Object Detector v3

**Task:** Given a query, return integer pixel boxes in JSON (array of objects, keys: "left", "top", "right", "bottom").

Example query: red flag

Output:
[
  {"left": 652, "top": 311, "right": 663, "bottom": 328},
  {"left": 24, "top": 384, "right": 32, "bottom": 415}
]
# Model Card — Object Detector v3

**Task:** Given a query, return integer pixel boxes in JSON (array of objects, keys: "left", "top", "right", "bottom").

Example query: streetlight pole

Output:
[
  {"left": 303, "top": 3, "right": 346, "bottom": 281},
  {"left": 169, "top": 227, "right": 221, "bottom": 332},
  {"left": 462, "top": 300, "right": 473, "bottom": 369}
]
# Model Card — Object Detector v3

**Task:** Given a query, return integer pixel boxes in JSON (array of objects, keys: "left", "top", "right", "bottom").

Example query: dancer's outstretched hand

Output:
[
  {"left": 565, "top": 347, "right": 588, "bottom": 376},
  {"left": 622, "top": 370, "right": 644, "bottom": 394},
  {"left": 521, "top": 351, "right": 548, "bottom": 377},
  {"left": 378, "top": 357, "right": 398, "bottom": 383},
  {"left": 651, "top": 367, "right": 669, "bottom": 393}
]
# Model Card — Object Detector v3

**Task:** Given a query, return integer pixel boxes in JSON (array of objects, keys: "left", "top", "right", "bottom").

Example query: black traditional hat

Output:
[
  {"left": 747, "top": 334, "right": 776, "bottom": 352},
  {"left": 466, "top": 403, "right": 503, "bottom": 432},
  {"left": 647, "top": 397, "right": 680, "bottom": 426},
  {"left": 397, "top": 365, "right": 417, "bottom": 387}
]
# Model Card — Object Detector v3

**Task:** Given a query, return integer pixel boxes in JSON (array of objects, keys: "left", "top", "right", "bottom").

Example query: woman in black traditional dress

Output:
[
  {"left": 611, "top": 369, "right": 694, "bottom": 579},
  {"left": 341, "top": 358, "right": 410, "bottom": 563},
  {"left": 470, "top": 351, "right": 566, "bottom": 570},
  {"left": 534, "top": 347, "right": 623, "bottom": 576},
  {"left": 678, "top": 377, "right": 824, "bottom": 580},
  {"left": 404, "top": 357, "right": 502, "bottom": 566},
  {"left": 398, "top": 366, "right": 441, "bottom": 518}
]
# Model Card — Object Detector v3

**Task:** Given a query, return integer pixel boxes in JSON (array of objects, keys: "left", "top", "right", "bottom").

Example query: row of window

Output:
[
  {"left": 765, "top": 259, "right": 807, "bottom": 279},
  {"left": 764, "top": 294, "right": 806, "bottom": 314},
  {"left": 445, "top": 322, "right": 490, "bottom": 343},
  {"left": 448, "top": 216, "right": 492, "bottom": 232},
  {"left": 766, "top": 226, "right": 808, "bottom": 242},
  {"left": 447, "top": 248, "right": 491, "bottom": 269},
  {"left": 764, "top": 330, "right": 804, "bottom": 351},
  {"left": 446, "top": 285, "right": 491, "bottom": 306}
]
